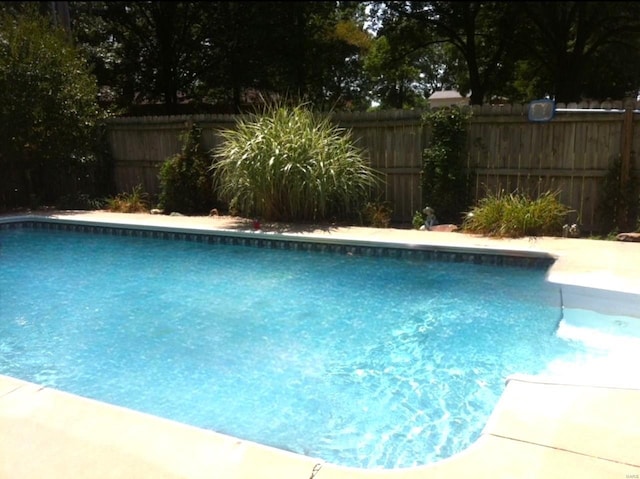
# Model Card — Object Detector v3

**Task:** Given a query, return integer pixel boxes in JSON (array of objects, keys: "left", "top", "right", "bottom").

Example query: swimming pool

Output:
[{"left": 0, "top": 219, "right": 637, "bottom": 469}]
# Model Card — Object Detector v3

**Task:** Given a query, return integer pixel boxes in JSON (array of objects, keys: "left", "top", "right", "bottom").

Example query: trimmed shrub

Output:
[{"left": 158, "top": 123, "right": 217, "bottom": 215}]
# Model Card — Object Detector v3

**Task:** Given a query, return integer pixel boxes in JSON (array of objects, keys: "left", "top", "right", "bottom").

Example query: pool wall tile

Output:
[{"left": 0, "top": 219, "right": 554, "bottom": 269}]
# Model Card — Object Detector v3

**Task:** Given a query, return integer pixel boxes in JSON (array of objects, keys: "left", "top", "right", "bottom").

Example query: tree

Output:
[
  {"left": 513, "top": 2, "right": 640, "bottom": 102},
  {"left": 71, "top": 1, "right": 209, "bottom": 115},
  {"left": 0, "top": 6, "right": 103, "bottom": 209},
  {"left": 195, "top": 1, "right": 373, "bottom": 112},
  {"left": 374, "top": 1, "right": 523, "bottom": 105},
  {"left": 71, "top": 1, "right": 375, "bottom": 114}
]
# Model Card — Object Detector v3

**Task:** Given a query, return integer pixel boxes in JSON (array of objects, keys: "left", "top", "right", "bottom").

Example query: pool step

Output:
[
  {"left": 559, "top": 284, "right": 640, "bottom": 318},
  {"left": 557, "top": 308, "right": 640, "bottom": 344}
]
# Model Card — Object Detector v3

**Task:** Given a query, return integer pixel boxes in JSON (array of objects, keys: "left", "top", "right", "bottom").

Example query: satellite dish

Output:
[{"left": 528, "top": 99, "right": 555, "bottom": 122}]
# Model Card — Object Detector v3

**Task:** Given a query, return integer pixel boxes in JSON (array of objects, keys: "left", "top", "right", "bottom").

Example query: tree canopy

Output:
[
  {"left": 4, "top": 1, "right": 640, "bottom": 117},
  {"left": 371, "top": 1, "right": 640, "bottom": 105}
]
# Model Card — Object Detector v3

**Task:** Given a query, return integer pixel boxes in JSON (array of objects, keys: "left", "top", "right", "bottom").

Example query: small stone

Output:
[
  {"left": 431, "top": 224, "right": 459, "bottom": 232},
  {"left": 616, "top": 232, "right": 640, "bottom": 242}
]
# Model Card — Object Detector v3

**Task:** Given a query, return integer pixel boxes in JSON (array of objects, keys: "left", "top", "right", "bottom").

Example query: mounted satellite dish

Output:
[{"left": 528, "top": 99, "right": 555, "bottom": 122}]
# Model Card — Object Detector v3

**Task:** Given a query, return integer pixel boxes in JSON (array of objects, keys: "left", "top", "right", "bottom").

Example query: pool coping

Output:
[
  {"left": 1, "top": 211, "right": 640, "bottom": 479},
  {"left": 0, "top": 214, "right": 557, "bottom": 268}
]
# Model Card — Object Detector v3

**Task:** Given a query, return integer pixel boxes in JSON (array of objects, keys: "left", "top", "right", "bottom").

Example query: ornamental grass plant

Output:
[
  {"left": 212, "top": 103, "right": 382, "bottom": 222},
  {"left": 462, "top": 190, "right": 573, "bottom": 238},
  {"left": 105, "top": 184, "right": 150, "bottom": 213}
]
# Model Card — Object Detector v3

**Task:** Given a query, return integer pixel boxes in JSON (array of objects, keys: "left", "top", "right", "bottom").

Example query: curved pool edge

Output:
[
  {"left": 1, "top": 373, "right": 638, "bottom": 479},
  {"left": 2, "top": 211, "right": 640, "bottom": 478}
]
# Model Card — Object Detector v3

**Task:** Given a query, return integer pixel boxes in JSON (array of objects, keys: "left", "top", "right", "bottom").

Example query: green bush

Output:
[
  {"left": 212, "top": 102, "right": 382, "bottom": 222},
  {"left": 0, "top": 6, "right": 103, "bottom": 209},
  {"left": 597, "top": 154, "right": 639, "bottom": 233},
  {"left": 412, "top": 210, "right": 425, "bottom": 229},
  {"left": 421, "top": 106, "right": 472, "bottom": 224},
  {"left": 462, "top": 190, "right": 573, "bottom": 238},
  {"left": 158, "top": 124, "right": 216, "bottom": 215}
]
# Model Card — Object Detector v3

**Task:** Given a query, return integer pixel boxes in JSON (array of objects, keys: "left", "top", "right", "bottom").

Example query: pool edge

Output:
[
  {"left": 0, "top": 214, "right": 557, "bottom": 266},
  {"left": 1, "top": 373, "right": 638, "bottom": 479}
]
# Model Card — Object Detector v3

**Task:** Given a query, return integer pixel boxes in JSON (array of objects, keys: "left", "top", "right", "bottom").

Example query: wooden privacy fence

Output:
[{"left": 106, "top": 100, "right": 640, "bottom": 233}]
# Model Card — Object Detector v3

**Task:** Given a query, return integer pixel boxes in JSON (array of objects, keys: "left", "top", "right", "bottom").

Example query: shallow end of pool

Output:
[{"left": 4, "top": 373, "right": 638, "bottom": 479}]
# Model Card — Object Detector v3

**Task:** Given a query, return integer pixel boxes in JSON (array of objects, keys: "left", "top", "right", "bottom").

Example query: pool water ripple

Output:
[{"left": 0, "top": 226, "right": 615, "bottom": 469}]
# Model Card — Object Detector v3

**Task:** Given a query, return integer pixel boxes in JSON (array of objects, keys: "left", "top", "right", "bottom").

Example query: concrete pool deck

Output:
[{"left": 1, "top": 210, "right": 639, "bottom": 479}]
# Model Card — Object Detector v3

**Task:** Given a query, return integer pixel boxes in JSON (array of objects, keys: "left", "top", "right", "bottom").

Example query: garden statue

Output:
[
  {"left": 562, "top": 223, "right": 580, "bottom": 238},
  {"left": 420, "top": 206, "right": 438, "bottom": 230}
]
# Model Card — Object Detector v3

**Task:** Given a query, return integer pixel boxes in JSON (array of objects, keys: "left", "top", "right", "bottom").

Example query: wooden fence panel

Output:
[
  {"left": 333, "top": 110, "right": 425, "bottom": 221},
  {"left": 106, "top": 102, "right": 640, "bottom": 233},
  {"left": 108, "top": 119, "right": 189, "bottom": 195},
  {"left": 464, "top": 104, "right": 637, "bottom": 231}
]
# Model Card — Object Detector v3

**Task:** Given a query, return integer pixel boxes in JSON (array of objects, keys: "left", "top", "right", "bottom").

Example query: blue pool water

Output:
[{"left": 0, "top": 226, "right": 620, "bottom": 468}]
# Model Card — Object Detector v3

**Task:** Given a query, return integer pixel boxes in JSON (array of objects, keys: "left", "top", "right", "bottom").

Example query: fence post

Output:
[{"left": 618, "top": 98, "right": 635, "bottom": 230}]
